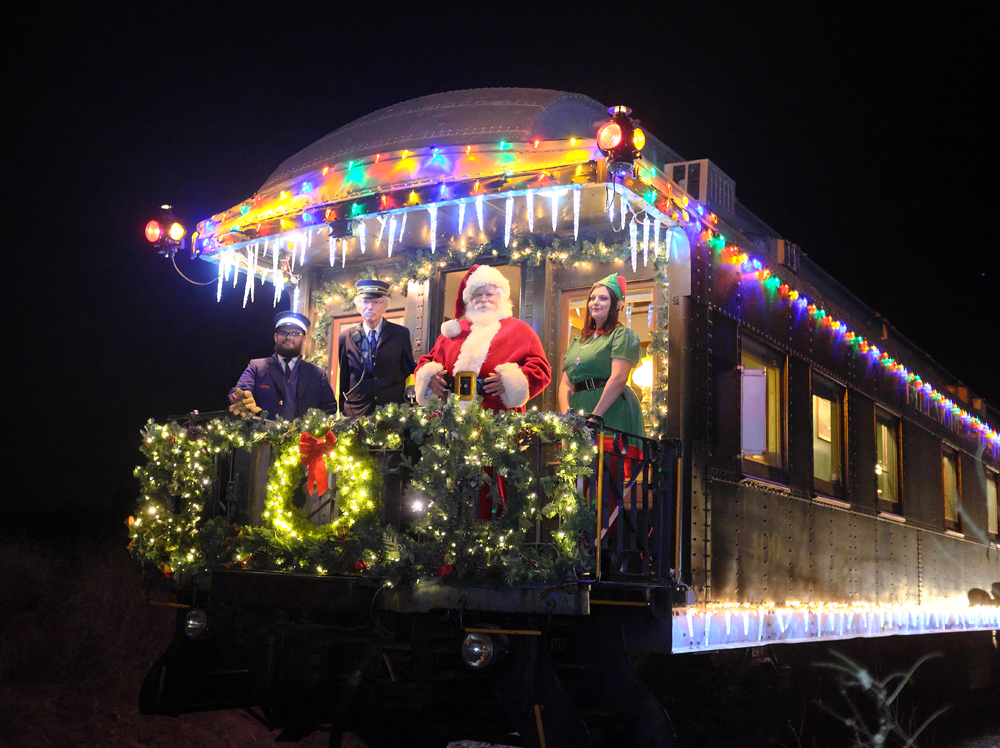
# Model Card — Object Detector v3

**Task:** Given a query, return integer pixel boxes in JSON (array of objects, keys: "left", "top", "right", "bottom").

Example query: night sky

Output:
[{"left": 9, "top": 3, "right": 998, "bottom": 515}]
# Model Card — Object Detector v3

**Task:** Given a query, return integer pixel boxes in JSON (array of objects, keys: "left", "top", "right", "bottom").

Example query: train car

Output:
[{"left": 134, "top": 88, "right": 1000, "bottom": 747}]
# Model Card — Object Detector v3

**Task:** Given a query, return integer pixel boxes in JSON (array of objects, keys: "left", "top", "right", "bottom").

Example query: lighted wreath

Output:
[{"left": 260, "top": 411, "right": 380, "bottom": 538}]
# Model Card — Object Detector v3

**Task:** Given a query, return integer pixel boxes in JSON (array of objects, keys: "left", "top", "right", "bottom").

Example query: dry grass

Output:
[
  {"left": 2, "top": 519, "right": 995, "bottom": 748},
  {"left": 0, "top": 525, "right": 347, "bottom": 747}
]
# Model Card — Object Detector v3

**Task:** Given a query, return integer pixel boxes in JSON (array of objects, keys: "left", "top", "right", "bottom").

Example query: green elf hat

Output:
[{"left": 595, "top": 273, "right": 627, "bottom": 301}]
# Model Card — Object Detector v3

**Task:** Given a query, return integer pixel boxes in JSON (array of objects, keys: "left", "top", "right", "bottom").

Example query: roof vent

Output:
[{"left": 666, "top": 159, "right": 735, "bottom": 220}]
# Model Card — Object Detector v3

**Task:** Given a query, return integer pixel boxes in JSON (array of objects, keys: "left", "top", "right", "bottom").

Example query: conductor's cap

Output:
[
  {"left": 273, "top": 311, "right": 310, "bottom": 332},
  {"left": 355, "top": 279, "right": 390, "bottom": 298}
]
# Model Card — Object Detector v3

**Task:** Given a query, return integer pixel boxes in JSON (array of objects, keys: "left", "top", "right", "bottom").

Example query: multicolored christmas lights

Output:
[{"left": 713, "top": 239, "right": 999, "bottom": 449}]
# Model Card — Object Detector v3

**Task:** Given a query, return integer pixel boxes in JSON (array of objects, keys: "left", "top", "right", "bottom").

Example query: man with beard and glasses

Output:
[
  {"left": 414, "top": 264, "right": 551, "bottom": 413},
  {"left": 228, "top": 311, "right": 337, "bottom": 420}
]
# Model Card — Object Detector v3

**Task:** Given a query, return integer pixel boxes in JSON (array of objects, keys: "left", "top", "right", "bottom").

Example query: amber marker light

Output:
[{"left": 168, "top": 222, "right": 186, "bottom": 241}]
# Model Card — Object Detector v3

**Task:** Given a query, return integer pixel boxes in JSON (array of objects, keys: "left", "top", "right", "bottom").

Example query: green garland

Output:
[
  {"left": 130, "top": 401, "right": 596, "bottom": 588},
  {"left": 305, "top": 234, "right": 671, "bottom": 438},
  {"left": 307, "top": 237, "right": 636, "bottom": 364}
]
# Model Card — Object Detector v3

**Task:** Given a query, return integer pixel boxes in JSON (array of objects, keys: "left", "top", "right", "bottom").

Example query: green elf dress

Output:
[{"left": 563, "top": 324, "right": 645, "bottom": 437}]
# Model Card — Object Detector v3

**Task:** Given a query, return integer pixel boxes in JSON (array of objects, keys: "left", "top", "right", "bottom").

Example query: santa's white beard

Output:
[{"left": 465, "top": 299, "right": 512, "bottom": 327}]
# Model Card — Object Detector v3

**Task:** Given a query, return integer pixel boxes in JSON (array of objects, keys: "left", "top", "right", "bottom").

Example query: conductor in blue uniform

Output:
[
  {"left": 338, "top": 279, "right": 416, "bottom": 418},
  {"left": 228, "top": 311, "right": 337, "bottom": 420}
]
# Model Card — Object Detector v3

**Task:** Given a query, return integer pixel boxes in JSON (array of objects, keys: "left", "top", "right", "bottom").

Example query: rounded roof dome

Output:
[{"left": 260, "top": 88, "right": 608, "bottom": 191}]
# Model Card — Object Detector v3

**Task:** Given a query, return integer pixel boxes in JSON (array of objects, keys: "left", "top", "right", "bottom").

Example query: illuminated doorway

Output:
[{"left": 559, "top": 279, "right": 659, "bottom": 434}]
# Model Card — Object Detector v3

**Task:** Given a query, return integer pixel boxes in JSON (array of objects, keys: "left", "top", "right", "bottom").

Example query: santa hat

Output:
[{"left": 442, "top": 264, "right": 511, "bottom": 337}]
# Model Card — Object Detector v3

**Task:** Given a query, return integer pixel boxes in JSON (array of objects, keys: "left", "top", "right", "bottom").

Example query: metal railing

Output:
[
  {"left": 174, "top": 412, "right": 680, "bottom": 586},
  {"left": 585, "top": 424, "right": 681, "bottom": 584}
]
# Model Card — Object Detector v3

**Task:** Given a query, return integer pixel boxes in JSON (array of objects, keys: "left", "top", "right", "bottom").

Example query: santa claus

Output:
[{"left": 414, "top": 264, "right": 551, "bottom": 412}]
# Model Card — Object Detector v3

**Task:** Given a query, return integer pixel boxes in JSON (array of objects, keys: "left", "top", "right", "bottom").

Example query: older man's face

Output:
[
  {"left": 470, "top": 285, "right": 502, "bottom": 313},
  {"left": 358, "top": 295, "right": 389, "bottom": 327}
]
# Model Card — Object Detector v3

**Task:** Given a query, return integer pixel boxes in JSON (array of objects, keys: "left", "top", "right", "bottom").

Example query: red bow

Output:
[
  {"left": 299, "top": 430, "right": 337, "bottom": 496},
  {"left": 435, "top": 562, "right": 454, "bottom": 578}
]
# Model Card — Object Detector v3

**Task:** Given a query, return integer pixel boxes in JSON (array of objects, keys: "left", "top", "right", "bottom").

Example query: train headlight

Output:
[
  {"left": 460, "top": 632, "right": 495, "bottom": 671},
  {"left": 183, "top": 608, "right": 208, "bottom": 638}
]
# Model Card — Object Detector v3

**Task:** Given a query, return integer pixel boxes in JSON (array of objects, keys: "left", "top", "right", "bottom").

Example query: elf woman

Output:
[{"left": 557, "top": 273, "right": 645, "bottom": 437}]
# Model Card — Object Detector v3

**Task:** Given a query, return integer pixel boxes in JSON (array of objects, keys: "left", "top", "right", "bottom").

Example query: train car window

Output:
[
  {"left": 987, "top": 471, "right": 998, "bottom": 539},
  {"left": 812, "top": 376, "right": 844, "bottom": 498},
  {"left": 942, "top": 446, "right": 962, "bottom": 531},
  {"left": 876, "top": 410, "right": 901, "bottom": 513},
  {"left": 741, "top": 338, "right": 785, "bottom": 482}
]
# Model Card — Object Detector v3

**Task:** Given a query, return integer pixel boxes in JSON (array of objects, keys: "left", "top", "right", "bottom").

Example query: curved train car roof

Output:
[{"left": 260, "top": 89, "right": 617, "bottom": 190}]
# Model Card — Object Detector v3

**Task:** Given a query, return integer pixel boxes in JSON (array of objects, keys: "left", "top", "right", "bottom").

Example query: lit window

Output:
[
  {"left": 741, "top": 339, "right": 784, "bottom": 481},
  {"left": 812, "top": 376, "right": 844, "bottom": 497},
  {"left": 876, "top": 411, "right": 900, "bottom": 511},
  {"left": 987, "top": 472, "right": 998, "bottom": 538},
  {"left": 942, "top": 447, "right": 961, "bottom": 531}
]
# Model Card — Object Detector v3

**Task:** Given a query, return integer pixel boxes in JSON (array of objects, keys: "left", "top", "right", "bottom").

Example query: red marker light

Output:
[
  {"left": 597, "top": 122, "right": 623, "bottom": 150},
  {"left": 145, "top": 220, "right": 163, "bottom": 243}
]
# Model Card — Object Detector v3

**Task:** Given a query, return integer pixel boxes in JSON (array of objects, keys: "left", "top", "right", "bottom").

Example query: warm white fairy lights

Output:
[{"left": 131, "top": 404, "right": 597, "bottom": 585}]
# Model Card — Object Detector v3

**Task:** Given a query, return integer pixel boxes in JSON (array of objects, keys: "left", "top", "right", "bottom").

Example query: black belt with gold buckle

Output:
[
  {"left": 573, "top": 377, "right": 609, "bottom": 392},
  {"left": 443, "top": 373, "right": 487, "bottom": 397}
]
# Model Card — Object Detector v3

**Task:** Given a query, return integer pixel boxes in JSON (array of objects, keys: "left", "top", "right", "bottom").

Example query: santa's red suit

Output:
[{"left": 414, "top": 265, "right": 551, "bottom": 412}]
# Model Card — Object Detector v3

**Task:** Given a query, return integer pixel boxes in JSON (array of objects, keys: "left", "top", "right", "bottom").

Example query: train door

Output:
[{"left": 328, "top": 307, "right": 407, "bottom": 404}]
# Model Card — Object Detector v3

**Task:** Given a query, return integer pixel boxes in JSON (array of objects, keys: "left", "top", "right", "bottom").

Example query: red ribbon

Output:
[
  {"left": 601, "top": 435, "right": 643, "bottom": 484},
  {"left": 299, "top": 430, "right": 337, "bottom": 496}
]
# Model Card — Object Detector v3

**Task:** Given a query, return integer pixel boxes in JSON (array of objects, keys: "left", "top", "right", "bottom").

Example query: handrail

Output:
[{"left": 584, "top": 422, "right": 681, "bottom": 585}]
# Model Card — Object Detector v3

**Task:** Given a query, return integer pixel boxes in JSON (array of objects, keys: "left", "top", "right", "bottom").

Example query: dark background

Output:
[{"left": 8, "top": 2, "right": 998, "bottom": 516}]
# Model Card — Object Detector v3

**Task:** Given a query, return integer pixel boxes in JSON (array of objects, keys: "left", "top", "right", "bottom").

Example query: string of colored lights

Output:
[
  {"left": 711, "top": 239, "right": 999, "bottom": 449},
  {"left": 195, "top": 139, "right": 602, "bottom": 248},
  {"left": 189, "top": 135, "right": 993, "bottom": 449}
]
